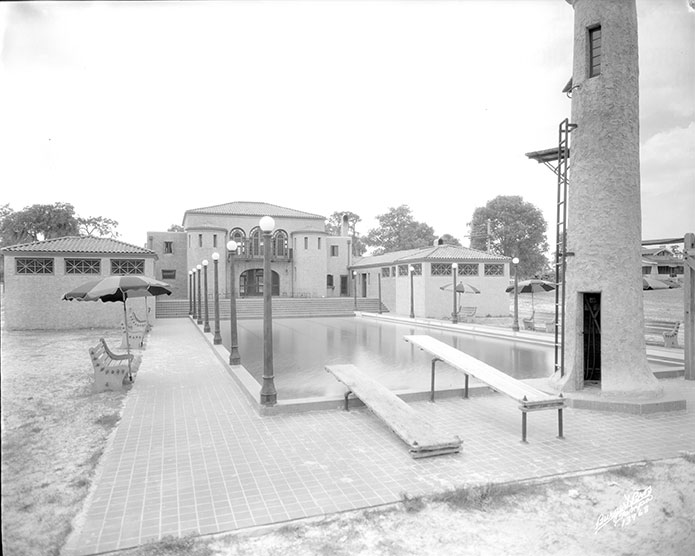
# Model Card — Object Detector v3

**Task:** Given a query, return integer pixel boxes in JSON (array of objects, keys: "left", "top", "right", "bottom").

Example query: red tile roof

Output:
[
  {"left": 184, "top": 201, "right": 325, "bottom": 220},
  {"left": 1, "top": 236, "right": 156, "bottom": 256}
]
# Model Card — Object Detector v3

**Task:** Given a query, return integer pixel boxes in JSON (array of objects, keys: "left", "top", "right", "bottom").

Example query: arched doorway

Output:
[{"left": 239, "top": 269, "right": 280, "bottom": 297}]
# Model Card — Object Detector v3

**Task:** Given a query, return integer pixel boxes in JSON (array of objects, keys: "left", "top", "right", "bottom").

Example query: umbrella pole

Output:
[{"left": 123, "top": 298, "right": 133, "bottom": 381}]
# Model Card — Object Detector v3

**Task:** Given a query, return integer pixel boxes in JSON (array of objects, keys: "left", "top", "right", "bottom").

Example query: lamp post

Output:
[
  {"left": 451, "top": 262, "right": 459, "bottom": 324},
  {"left": 212, "top": 253, "right": 222, "bottom": 344},
  {"left": 409, "top": 265, "right": 415, "bottom": 318},
  {"left": 226, "top": 240, "right": 241, "bottom": 365},
  {"left": 352, "top": 270, "right": 357, "bottom": 310},
  {"left": 202, "top": 259, "right": 210, "bottom": 332},
  {"left": 196, "top": 264, "right": 203, "bottom": 324},
  {"left": 512, "top": 257, "right": 520, "bottom": 332},
  {"left": 188, "top": 270, "right": 193, "bottom": 316},
  {"left": 259, "top": 216, "right": 277, "bottom": 406},
  {"left": 191, "top": 267, "right": 197, "bottom": 320}
]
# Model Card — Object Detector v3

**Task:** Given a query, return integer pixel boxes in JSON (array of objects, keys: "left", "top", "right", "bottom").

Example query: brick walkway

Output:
[{"left": 63, "top": 318, "right": 694, "bottom": 555}]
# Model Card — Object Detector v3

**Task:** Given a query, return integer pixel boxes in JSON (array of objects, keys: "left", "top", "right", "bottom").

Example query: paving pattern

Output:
[{"left": 63, "top": 318, "right": 695, "bottom": 555}]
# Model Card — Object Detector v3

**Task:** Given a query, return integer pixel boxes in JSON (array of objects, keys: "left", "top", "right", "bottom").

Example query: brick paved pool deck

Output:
[{"left": 63, "top": 318, "right": 694, "bottom": 555}]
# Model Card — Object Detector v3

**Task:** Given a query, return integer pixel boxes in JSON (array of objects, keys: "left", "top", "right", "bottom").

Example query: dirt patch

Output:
[
  {"left": 1, "top": 328, "right": 129, "bottom": 556},
  {"left": 121, "top": 458, "right": 695, "bottom": 556}
]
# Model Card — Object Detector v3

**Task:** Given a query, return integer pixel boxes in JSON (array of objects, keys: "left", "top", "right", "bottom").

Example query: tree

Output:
[
  {"left": 326, "top": 211, "right": 367, "bottom": 256},
  {"left": 365, "top": 205, "right": 436, "bottom": 255},
  {"left": 469, "top": 196, "right": 548, "bottom": 278},
  {"left": 78, "top": 216, "right": 120, "bottom": 238},
  {"left": 438, "top": 233, "right": 461, "bottom": 246},
  {"left": 168, "top": 224, "right": 185, "bottom": 232}
]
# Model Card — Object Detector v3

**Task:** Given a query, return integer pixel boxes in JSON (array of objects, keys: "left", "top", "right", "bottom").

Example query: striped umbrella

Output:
[
  {"left": 63, "top": 275, "right": 172, "bottom": 377},
  {"left": 505, "top": 279, "right": 555, "bottom": 312}
]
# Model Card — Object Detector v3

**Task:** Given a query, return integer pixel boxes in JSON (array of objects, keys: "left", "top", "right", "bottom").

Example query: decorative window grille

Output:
[
  {"left": 431, "top": 263, "right": 452, "bottom": 276},
  {"left": 111, "top": 259, "right": 145, "bottom": 275},
  {"left": 459, "top": 263, "right": 478, "bottom": 276},
  {"left": 273, "top": 230, "right": 289, "bottom": 257},
  {"left": 65, "top": 258, "right": 101, "bottom": 275},
  {"left": 411, "top": 263, "right": 422, "bottom": 276},
  {"left": 382, "top": 267, "right": 390, "bottom": 278},
  {"left": 484, "top": 263, "right": 504, "bottom": 276},
  {"left": 16, "top": 258, "right": 54, "bottom": 274},
  {"left": 588, "top": 25, "right": 601, "bottom": 78},
  {"left": 392, "top": 266, "right": 396, "bottom": 276},
  {"left": 398, "top": 265, "right": 408, "bottom": 276},
  {"left": 230, "top": 228, "right": 246, "bottom": 255}
]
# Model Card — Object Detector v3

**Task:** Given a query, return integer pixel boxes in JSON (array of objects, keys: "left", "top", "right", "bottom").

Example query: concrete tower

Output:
[{"left": 552, "top": 0, "right": 662, "bottom": 397}]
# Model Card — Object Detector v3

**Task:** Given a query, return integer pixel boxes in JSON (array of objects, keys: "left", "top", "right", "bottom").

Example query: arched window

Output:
[
  {"left": 229, "top": 228, "right": 246, "bottom": 255},
  {"left": 249, "top": 226, "right": 262, "bottom": 257},
  {"left": 272, "top": 230, "right": 288, "bottom": 257}
]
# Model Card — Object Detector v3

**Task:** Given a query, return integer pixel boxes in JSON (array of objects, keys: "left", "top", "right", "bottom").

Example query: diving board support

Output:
[
  {"left": 405, "top": 334, "right": 566, "bottom": 443},
  {"left": 326, "top": 364, "right": 462, "bottom": 459}
]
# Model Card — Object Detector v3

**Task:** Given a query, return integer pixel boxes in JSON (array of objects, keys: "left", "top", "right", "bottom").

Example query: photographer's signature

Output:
[{"left": 595, "top": 486, "right": 653, "bottom": 534}]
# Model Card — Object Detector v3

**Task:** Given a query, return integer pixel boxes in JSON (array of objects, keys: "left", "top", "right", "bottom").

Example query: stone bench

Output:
[
  {"left": 325, "top": 364, "right": 462, "bottom": 458},
  {"left": 644, "top": 319, "right": 680, "bottom": 348},
  {"left": 89, "top": 338, "right": 134, "bottom": 392},
  {"left": 119, "top": 321, "right": 145, "bottom": 349}
]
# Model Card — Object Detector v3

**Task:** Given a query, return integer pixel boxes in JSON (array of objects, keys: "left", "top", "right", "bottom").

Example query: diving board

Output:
[
  {"left": 404, "top": 335, "right": 565, "bottom": 442},
  {"left": 325, "top": 364, "right": 462, "bottom": 459}
]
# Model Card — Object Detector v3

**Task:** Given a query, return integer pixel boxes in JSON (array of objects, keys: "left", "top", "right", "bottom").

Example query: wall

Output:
[
  {"left": 148, "top": 231, "right": 187, "bottom": 298},
  {"left": 3, "top": 255, "right": 154, "bottom": 330},
  {"left": 325, "top": 237, "right": 351, "bottom": 297},
  {"left": 292, "top": 231, "right": 328, "bottom": 297}
]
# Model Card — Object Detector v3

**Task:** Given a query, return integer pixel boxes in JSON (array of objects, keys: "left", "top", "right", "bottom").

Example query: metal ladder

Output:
[{"left": 554, "top": 119, "right": 576, "bottom": 377}]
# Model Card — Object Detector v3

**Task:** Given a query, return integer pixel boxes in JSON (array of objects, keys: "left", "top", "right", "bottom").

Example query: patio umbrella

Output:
[
  {"left": 62, "top": 275, "right": 172, "bottom": 378},
  {"left": 505, "top": 279, "right": 555, "bottom": 312},
  {"left": 642, "top": 277, "right": 670, "bottom": 290},
  {"left": 439, "top": 281, "right": 481, "bottom": 294}
]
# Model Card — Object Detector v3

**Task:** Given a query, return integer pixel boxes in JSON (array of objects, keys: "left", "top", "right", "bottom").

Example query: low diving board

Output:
[
  {"left": 404, "top": 335, "right": 565, "bottom": 443},
  {"left": 325, "top": 364, "right": 462, "bottom": 459}
]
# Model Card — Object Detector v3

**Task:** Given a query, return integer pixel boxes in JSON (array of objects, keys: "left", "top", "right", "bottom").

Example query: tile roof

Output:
[
  {"left": 0, "top": 236, "right": 156, "bottom": 256},
  {"left": 351, "top": 245, "right": 509, "bottom": 268},
  {"left": 184, "top": 201, "right": 325, "bottom": 220}
]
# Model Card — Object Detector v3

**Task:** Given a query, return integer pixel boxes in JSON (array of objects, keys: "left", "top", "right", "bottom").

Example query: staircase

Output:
[{"left": 156, "top": 297, "right": 388, "bottom": 319}]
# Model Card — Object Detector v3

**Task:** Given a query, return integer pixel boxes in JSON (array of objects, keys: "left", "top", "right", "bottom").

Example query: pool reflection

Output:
[{"left": 219, "top": 317, "right": 552, "bottom": 400}]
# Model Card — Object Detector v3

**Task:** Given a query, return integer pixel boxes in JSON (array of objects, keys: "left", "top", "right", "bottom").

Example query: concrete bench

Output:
[
  {"left": 523, "top": 311, "right": 557, "bottom": 333},
  {"left": 119, "top": 321, "right": 145, "bottom": 349},
  {"left": 644, "top": 319, "right": 680, "bottom": 348},
  {"left": 455, "top": 306, "right": 477, "bottom": 323},
  {"left": 129, "top": 308, "right": 152, "bottom": 332},
  {"left": 325, "top": 364, "right": 462, "bottom": 458},
  {"left": 89, "top": 338, "right": 134, "bottom": 392},
  {"left": 404, "top": 334, "right": 565, "bottom": 443}
]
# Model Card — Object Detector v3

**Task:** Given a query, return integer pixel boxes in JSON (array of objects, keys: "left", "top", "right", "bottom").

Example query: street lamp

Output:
[
  {"left": 196, "top": 264, "right": 203, "bottom": 324},
  {"left": 352, "top": 270, "right": 357, "bottom": 310},
  {"left": 188, "top": 270, "right": 193, "bottom": 316},
  {"left": 409, "top": 265, "right": 415, "bottom": 318},
  {"left": 211, "top": 253, "right": 222, "bottom": 344},
  {"left": 512, "top": 257, "right": 520, "bottom": 332},
  {"left": 259, "top": 216, "right": 277, "bottom": 406},
  {"left": 202, "top": 259, "right": 210, "bottom": 332},
  {"left": 191, "top": 267, "right": 197, "bottom": 321},
  {"left": 452, "top": 262, "right": 459, "bottom": 324},
  {"left": 226, "top": 241, "right": 241, "bottom": 365}
]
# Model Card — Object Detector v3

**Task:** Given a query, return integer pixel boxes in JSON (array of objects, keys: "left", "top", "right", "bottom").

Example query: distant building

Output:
[
  {"left": 350, "top": 244, "right": 511, "bottom": 318},
  {"left": 147, "top": 202, "right": 353, "bottom": 300},
  {"left": 641, "top": 247, "right": 684, "bottom": 279},
  {"left": 1, "top": 236, "right": 157, "bottom": 330}
]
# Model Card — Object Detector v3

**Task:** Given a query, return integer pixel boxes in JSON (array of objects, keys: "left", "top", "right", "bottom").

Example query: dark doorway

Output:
[
  {"left": 239, "top": 269, "right": 279, "bottom": 297},
  {"left": 582, "top": 292, "right": 601, "bottom": 383},
  {"left": 361, "top": 273, "right": 367, "bottom": 297},
  {"left": 340, "top": 275, "right": 348, "bottom": 296}
]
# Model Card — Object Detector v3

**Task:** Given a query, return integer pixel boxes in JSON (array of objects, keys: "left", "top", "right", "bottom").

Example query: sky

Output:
[{"left": 0, "top": 0, "right": 693, "bottom": 251}]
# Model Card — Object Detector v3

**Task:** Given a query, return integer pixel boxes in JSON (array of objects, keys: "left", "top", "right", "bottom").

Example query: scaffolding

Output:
[{"left": 525, "top": 118, "right": 577, "bottom": 377}]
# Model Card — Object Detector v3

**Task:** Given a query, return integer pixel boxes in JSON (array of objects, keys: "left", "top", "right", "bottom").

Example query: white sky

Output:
[{"left": 0, "top": 0, "right": 693, "bottom": 250}]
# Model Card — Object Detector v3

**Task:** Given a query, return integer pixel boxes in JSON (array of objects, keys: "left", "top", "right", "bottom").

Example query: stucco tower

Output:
[{"left": 553, "top": 0, "right": 662, "bottom": 397}]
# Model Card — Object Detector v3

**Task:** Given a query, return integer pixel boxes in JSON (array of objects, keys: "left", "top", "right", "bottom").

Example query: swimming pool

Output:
[{"left": 219, "top": 317, "right": 553, "bottom": 399}]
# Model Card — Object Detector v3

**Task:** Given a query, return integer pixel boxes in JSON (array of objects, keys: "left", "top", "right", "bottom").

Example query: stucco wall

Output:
[
  {"left": 148, "top": 231, "right": 187, "bottom": 299},
  {"left": 292, "top": 231, "right": 328, "bottom": 297},
  {"left": 558, "top": 0, "right": 660, "bottom": 396},
  {"left": 3, "top": 255, "right": 154, "bottom": 330}
]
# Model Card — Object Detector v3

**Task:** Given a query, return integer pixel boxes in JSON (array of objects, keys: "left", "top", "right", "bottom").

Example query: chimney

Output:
[{"left": 341, "top": 214, "right": 350, "bottom": 237}]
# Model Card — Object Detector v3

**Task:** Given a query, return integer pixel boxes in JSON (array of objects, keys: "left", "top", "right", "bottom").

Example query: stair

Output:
[{"left": 156, "top": 297, "right": 388, "bottom": 319}]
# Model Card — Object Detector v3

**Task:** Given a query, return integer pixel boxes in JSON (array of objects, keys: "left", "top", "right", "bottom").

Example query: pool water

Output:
[{"left": 219, "top": 317, "right": 553, "bottom": 400}]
